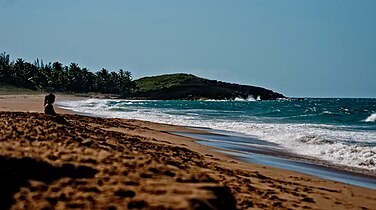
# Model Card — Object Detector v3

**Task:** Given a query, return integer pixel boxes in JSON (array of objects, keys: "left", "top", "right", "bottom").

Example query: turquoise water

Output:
[{"left": 59, "top": 98, "right": 376, "bottom": 172}]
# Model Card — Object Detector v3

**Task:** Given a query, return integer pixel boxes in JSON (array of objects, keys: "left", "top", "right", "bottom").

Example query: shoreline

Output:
[
  {"left": 176, "top": 130, "right": 376, "bottom": 189},
  {"left": 177, "top": 128, "right": 376, "bottom": 176},
  {"left": 1, "top": 94, "right": 376, "bottom": 209}
]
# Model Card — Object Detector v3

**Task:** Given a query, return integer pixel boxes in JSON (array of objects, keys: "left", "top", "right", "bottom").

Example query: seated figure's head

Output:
[{"left": 45, "top": 93, "right": 56, "bottom": 105}]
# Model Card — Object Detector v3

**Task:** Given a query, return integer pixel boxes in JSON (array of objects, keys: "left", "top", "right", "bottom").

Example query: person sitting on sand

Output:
[
  {"left": 44, "top": 93, "right": 68, "bottom": 124},
  {"left": 44, "top": 93, "right": 58, "bottom": 116}
]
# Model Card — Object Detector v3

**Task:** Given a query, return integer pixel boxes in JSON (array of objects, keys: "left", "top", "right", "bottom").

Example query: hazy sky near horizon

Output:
[{"left": 1, "top": 0, "right": 375, "bottom": 97}]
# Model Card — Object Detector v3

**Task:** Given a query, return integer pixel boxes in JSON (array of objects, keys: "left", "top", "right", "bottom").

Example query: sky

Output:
[{"left": 1, "top": 0, "right": 375, "bottom": 98}]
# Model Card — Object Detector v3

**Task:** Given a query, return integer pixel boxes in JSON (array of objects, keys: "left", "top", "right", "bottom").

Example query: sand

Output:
[{"left": 0, "top": 94, "right": 375, "bottom": 210}]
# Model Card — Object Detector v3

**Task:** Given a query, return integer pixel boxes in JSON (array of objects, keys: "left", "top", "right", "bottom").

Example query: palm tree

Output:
[
  {"left": 117, "top": 69, "right": 134, "bottom": 96},
  {"left": 0, "top": 52, "right": 13, "bottom": 84},
  {"left": 12, "top": 58, "right": 27, "bottom": 86},
  {"left": 51, "top": 62, "right": 65, "bottom": 91},
  {"left": 66, "top": 63, "right": 84, "bottom": 92},
  {"left": 0, "top": 52, "right": 136, "bottom": 96},
  {"left": 23, "top": 62, "right": 38, "bottom": 89},
  {"left": 96, "top": 68, "right": 111, "bottom": 93},
  {"left": 81, "top": 68, "right": 96, "bottom": 92}
]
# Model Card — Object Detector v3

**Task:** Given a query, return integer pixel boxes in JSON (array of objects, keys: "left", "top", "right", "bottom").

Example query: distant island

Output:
[
  {"left": 132, "top": 73, "right": 285, "bottom": 100},
  {"left": 0, "top": 52, "right": 285, "bottom": 100}
]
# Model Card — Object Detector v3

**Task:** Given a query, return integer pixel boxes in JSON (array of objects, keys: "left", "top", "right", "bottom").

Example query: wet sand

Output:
[
  {"left": 0, "top": 94, "right": 376, "bottom": 209},
  {"left": 177, "top": 131, "right": 376, "bottom": 189}
]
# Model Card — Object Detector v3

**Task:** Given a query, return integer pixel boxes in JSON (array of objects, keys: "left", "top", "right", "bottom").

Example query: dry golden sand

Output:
[
  {"left": 0, "top": 94, "right": 376, "bottom": 210},
  {"left": 0, "top": 94, "right": 83, "bottom": 114}
]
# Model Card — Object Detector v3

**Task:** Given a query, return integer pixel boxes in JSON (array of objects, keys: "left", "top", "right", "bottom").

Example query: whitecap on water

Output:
[
  {"left": 365, "top": 113, "right": 376, "bottom": 122},
  {"left": 234, "top": 95, "right": 256, "bottom": 101}
]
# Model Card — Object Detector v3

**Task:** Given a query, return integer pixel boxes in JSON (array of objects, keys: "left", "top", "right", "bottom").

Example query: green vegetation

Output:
[
  {"left": 135, "top": 73, "right": 203, "bottom": 93},
  {"left": 0, "top": 52, "right": 285, "bottom": 100},
  {"left": 0, "top": 52, "right": 135, "bottom": 97},
  {"left": 0, "top": 83, "right": 44, "bottom": 94},
  {"left": 134, "top": 73, "right": 285, "bottom": 100}
]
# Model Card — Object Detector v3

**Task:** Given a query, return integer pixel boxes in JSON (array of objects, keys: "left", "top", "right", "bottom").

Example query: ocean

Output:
[{"left": 58, "top": 98, "right": 376, "bottom": 174}]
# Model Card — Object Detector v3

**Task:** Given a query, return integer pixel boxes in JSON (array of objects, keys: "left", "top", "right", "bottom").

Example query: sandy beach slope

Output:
[{"left": 0, "top": 94, "right": 375, "bottom": 209}]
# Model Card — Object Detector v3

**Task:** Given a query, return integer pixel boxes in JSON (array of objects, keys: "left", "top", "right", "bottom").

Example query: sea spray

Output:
[{"left": 235, "top": 95, "right": 257, "bottom": 101}]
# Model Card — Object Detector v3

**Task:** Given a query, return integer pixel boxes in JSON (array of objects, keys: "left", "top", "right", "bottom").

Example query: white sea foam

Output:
[
  {"left": 57, "top": 99, "right": 376, "bottom": 171},
  {"left": 365, "top": 113, "right": 376, "bottom": 122},
  {"left": 234, "top": 95, "right": 257, "bottom": 101}
]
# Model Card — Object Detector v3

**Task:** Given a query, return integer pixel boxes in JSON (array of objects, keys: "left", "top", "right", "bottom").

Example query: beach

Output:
[{"left": 0, "top": 94, "right": 376, "bottom": 209}]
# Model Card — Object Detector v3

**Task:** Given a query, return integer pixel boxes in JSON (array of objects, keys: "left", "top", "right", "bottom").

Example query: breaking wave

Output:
[{"left": 365, "top": 113, "right": 376, "bottom": 122}]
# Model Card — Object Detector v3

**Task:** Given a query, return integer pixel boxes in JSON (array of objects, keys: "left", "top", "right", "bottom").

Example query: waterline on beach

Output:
[{"left": 174, "top": 130, "right": 376, "bottom": 190}]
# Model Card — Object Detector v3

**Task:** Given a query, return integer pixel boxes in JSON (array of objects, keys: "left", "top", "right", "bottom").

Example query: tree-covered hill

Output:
[
  {"left": 1, "top": 52, "right": 285, "bottom": 100},
  {"left": 133, "top": 73, "right": 285, "bottom": 100}
]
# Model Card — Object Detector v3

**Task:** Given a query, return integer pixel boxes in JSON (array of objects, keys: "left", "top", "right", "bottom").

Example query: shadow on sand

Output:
[{"left": 0, "top": 156, "right": 97, "bottom": 209}]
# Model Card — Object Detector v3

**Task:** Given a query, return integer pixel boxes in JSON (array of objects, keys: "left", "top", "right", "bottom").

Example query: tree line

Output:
[{"left": 0, "top": 52, "right": 135, "bottom": 97}]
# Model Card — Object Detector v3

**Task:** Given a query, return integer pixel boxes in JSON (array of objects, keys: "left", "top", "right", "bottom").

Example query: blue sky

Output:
[{"left": 1, "top": 0, "right": 375, "bottom": 97}]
